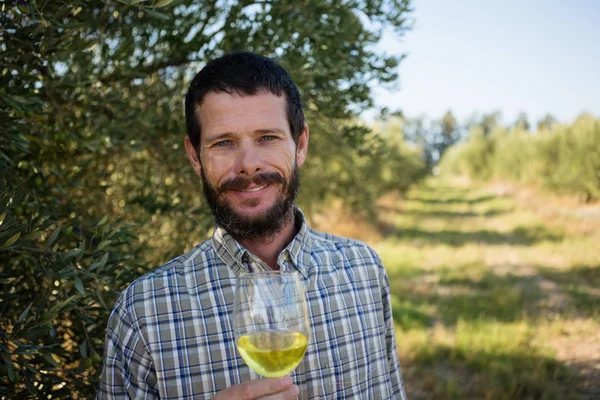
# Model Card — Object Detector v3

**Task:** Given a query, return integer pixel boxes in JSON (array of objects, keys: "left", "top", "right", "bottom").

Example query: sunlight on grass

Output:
[
  {"left": 372, "top": 178, "right": 600, "bottom": 399},
  {"left": 396, "top": 321, "right": 580, "bottom": 400},
  {"left": 320, "top": 178, "right": 599, "bottom": 398}
]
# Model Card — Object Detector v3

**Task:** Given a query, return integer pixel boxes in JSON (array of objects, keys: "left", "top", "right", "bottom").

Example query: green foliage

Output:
[
  {"left": 1, "top": 0, "right": 421, "bottom": 397},
  {"left": 513, "top": 111, "right": 530, "bottom": 131},
  {"left": 537, "top": 113, "right": 558, "bottom": 131},
  {"left": 441, "top": 126, "right": 495, "bottom": 180},
  {"left": 0, "top": 173, "right": 141, "bottom": 398},
  {"left": 370, "top": 116, "right": 428, "bottom": 193},
  {"left": 439, "top": 114, "right": 600, "bottom": 202},
  {"left": 299, "top": 115, "right": 427, "bottom": 219},
  {"left": 539, "top": 114, "right": 600, "bottom": 201},
  {"left": 432, "top": 111, "right": 460, "bottom": 161}
]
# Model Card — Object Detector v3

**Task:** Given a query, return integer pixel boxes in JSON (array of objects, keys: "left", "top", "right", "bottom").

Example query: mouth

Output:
[{"left": 235, "top": 184, "right": 267, "bottom": 193}]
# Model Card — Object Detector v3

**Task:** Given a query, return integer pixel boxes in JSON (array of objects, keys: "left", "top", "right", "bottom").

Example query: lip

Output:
[
  {"left": 235, "top": 184, "right": 267, "bottom": 193},
  {"left": 228, "top": 184, "right": 272, "bottom": 201}
]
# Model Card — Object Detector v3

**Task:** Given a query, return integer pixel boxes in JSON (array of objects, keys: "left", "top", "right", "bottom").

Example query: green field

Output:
[{"left": 322, "top": 178, "right": 600, "bottom": 399}]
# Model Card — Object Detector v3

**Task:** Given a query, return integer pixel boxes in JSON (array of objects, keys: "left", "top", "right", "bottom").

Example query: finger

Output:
[
  {"left": 258, "top": 384, "right": 300, "bottom": 400},
  {"left": 241, "top": 376, "right": 294, "bottom": 399}
]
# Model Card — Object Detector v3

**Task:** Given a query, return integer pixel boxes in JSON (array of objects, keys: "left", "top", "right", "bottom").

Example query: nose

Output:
[{"left": 235, "top": 144, "right": 264, "bottom": 176}]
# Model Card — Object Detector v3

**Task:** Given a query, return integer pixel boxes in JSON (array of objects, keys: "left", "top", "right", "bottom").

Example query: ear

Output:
[
  {"left": 295, "top": 124, "right": 309, "bottom": 167},
  {"left": 184, "top": 136, "right": 203, "bottom": 178}
]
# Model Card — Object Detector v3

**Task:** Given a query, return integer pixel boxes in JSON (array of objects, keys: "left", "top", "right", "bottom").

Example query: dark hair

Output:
[{"left": 185, "top": 52, "right": 305, "bottom": 149}]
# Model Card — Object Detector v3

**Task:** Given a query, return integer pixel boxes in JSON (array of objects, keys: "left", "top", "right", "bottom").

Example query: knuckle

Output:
[
  {"left": 286, "top": 385, "right": 300, "bottom": 400},
  {"left": 241, "top": 383, "right": 255, "bottom": 400}
]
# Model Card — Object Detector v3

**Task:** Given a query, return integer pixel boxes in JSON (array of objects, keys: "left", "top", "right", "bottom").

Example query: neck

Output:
[{"left": 236, "top": 210, "right": 297, "bottom": 270}]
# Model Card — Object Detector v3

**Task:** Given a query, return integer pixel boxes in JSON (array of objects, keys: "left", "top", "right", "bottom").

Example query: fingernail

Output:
[
  {"left": 292, "top": 385, "right": 300, "bottom": 395},
  {"left": 280, "top": 376, "right": 292, "bottom": 387}
]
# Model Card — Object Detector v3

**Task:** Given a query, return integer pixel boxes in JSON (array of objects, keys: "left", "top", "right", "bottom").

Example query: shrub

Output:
[{"left": 439, "top": 114, "right": 600, "bottom": 202}]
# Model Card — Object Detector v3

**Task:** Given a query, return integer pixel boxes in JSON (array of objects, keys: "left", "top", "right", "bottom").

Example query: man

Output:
[{"left": 98, "top": 52, "right": 406, "bottom": 399}]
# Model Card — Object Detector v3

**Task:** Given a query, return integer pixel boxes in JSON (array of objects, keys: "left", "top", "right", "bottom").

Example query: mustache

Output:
[{"left": 218, "top": 172, "right": 285, "bottom": 193}]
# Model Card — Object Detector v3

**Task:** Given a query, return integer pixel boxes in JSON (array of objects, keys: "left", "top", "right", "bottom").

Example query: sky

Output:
[{"left": 368, "top": 0, "right": 600, "bottom": 126}]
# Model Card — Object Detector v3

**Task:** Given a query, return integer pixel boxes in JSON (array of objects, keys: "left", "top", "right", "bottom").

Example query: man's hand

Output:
[{"left": 212, "top": 376, "right": 300, "bottom": 400}]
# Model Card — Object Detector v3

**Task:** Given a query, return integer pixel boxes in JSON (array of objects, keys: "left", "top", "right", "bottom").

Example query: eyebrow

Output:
[
  {"left": 206, "top": 128, "right": 286, "bottom": 143},
  {"left": 253, "top": 128, "right": 286, "bottom": 135}
]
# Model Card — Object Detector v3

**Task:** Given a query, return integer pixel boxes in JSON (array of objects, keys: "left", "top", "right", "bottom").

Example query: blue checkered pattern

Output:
[{"left": 97, "top": 209, "right": 406, "bottom": 399}]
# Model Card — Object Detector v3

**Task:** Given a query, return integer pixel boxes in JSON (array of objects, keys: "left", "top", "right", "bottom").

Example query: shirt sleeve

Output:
[
  {"left": 97, "top": 295, "right": 159, "bottom": 400},
  {"left": 378, "top": 256, "right": 407, "bottom": 400}
]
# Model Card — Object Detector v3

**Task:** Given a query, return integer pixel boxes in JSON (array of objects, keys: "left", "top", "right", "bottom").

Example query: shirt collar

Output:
[{"left": 211, "top": 208, "right": 312, "bottom": 278}]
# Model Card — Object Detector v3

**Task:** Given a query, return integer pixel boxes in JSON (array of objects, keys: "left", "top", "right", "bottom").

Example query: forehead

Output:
[{"left": 196, "top": 91, "right": 289, "bottom": 141}]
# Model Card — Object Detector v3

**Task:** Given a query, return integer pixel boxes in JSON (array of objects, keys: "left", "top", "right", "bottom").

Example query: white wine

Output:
[{"left": 237, "top": 330, "right": 308, "bottom": 377}]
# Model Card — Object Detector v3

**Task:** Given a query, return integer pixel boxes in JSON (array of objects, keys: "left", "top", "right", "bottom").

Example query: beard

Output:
[{"left": 201, "top": 164, "right": 300, "bottom": 242}]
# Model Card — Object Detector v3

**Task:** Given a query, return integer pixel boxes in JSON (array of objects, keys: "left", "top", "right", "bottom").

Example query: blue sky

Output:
[{"left": 369, "top": 0, "right": 600, "bottom": 125}]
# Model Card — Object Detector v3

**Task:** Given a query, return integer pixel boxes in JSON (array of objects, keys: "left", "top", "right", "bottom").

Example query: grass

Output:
[{"left": 317, "top": 178, "right": 600, "bottom": 399}]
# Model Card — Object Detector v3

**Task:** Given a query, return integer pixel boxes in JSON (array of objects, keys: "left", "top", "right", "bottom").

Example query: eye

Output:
[
  {"left": 260, "top": 135, "right": 277, "bottom": 142},
  {"left": 213, "top": 140, "right": 232, "bottom": 148}
]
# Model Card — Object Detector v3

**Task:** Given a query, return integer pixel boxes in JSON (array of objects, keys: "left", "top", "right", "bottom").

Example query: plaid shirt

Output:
[{"left": 98, "top": 209, "right": 406, "bottom": 399}]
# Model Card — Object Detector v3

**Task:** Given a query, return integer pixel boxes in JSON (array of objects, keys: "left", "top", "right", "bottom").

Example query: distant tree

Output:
[
  {"left": 537, "top": 113, "right": 557, "bottom": 131},
  {"left": 435, "top": 110, "right": 459, "bottom": 158},
  {"left": 462, "top": 111, "right": 501, "bottom": 137},
  {"left": 403, "top": 111, "right": 460, "bottom": 168},
  {"left": 514, "top": 112, "right": 530, "bottom": 131},
  {"left": 404, "top": 116, "right": 435, "bottom": 168},
  {"left": 442, "top": 113, "right": 600, "bottom": 202},
  {"left": 480, "top": 111, "right": 502, "bottom": 136},
  {"left": 370, "top": 115, "right": 427, "bottom": 196}
]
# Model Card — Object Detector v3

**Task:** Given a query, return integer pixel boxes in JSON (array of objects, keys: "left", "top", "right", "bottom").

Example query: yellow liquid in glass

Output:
[{"left": 237, "top": 330, "right": 308, "bottom": 377}]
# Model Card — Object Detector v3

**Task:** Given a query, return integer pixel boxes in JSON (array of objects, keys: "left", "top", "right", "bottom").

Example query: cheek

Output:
[
  {"left": 200, "top": 156, "right": 228, "bottom": 184},
  {"left": 267, "top": 145, "right": 296, "bottom": 171}
]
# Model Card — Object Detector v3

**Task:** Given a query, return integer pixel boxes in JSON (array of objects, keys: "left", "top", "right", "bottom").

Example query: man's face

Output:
[{"left": 185, "top": 91, "right": 309, "bottom": 240}]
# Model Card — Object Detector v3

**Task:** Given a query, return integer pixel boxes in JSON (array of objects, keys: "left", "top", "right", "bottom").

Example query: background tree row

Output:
[{"left": 438, "top": 112, "right": 600, "bottom": 202}]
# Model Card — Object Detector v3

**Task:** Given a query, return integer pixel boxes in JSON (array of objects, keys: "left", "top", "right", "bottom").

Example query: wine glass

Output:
[{"left": 234, "top": 271, "right": 310, "bottom": 378}]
